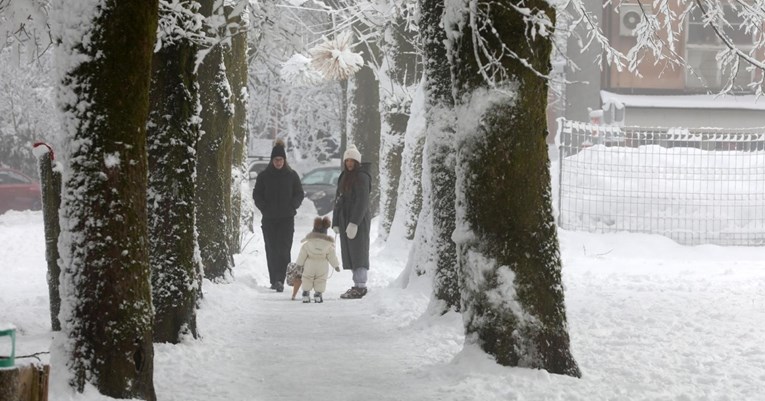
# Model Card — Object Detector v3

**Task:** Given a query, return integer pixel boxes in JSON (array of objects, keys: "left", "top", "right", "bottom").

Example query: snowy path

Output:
[
  {"left": 154, "top": 261, "right": 464, "bottom": 401},
  {"left": 152, "top": 209, "right": 464, "bottom": 401}
]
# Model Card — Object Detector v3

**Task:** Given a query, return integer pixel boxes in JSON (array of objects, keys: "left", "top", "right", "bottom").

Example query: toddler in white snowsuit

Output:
[{"left": 295, "top": 216, "right": 341, "bottom": 303}]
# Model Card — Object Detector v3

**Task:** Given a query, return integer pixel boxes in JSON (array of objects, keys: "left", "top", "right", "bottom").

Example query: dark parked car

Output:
[
  {"left": 0, "top": 168, "right": 42, "bottom": 215},
  {"left": 301, "top": 166, "right": 341, "bottom": 215}
]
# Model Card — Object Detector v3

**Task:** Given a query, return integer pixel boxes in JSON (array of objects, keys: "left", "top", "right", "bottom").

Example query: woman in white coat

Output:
[{"left": 295, "top": 216, "right": 341, "bottom": 303}]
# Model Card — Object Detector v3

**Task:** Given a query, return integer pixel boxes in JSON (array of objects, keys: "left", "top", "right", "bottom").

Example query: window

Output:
[{"left": 685, "top": 5, "right": 755, "bottom": 90}]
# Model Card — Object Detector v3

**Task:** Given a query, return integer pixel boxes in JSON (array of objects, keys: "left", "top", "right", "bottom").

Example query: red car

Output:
[{"left": 0, "top": 168, "right": 42, "bottom": 215}]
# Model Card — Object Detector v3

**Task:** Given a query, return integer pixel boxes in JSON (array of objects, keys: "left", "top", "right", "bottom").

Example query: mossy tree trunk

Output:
[
  {"left": 147, "top": 4, "right": 201, "bottom": 344},
  {"left": 347, "top": 50, "right": 381, "bottom": 215},
  {"left": 448, "top": 1, "right": 581, "bottom": 377},
  {"left": 379, "top": 16, "right": 418, "bottom": 238},
  {"left": 54, "top": 0, "right": 158, "bottom": 398},
  {"left": 421, "top": 0, "right": 460, "bottom": 313},
  {"left": 37, "top": 150, "right": 62, "bottom": 331},
  {"left": 224, "top": 3, "right": 249, "bottom": 255},
  {"left": 196, "top": 0, "right": 235, "bottom": 280}
]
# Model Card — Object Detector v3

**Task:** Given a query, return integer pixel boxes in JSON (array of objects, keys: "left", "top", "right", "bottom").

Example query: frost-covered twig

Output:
[
  {"left": 156, "top": 0, "right": 206, "bottom": 50},
  {"left": 694, "top": 0, "right": 765, "bottom": 94},
  {"left": 280, "top": 53, "right": 324, "bottom": 86},
  {"left": 308, "top": 30, "right": 364, "bottom": 80}
]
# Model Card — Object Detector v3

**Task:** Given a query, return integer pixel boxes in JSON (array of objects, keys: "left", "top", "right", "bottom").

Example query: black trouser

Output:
[{"left": 261, "top": 217, "right": 295, "bottom": 285}]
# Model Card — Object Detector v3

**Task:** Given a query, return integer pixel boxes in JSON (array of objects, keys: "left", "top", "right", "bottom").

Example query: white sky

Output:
[{"left": 2, "top": 186, "right": 765, "bottom": 400}]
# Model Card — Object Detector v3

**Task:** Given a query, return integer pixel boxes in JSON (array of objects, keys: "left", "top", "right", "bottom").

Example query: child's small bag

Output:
[{"left": 286, "top": 262, "right": 303, "bottom": 286}]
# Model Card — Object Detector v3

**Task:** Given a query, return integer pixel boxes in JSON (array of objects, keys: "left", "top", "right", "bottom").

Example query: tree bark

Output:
[
  {"left": 37, "top": 151, "right": 62, "bottom": 331},
  {"left": 0, "top": 367, "right": 20, "bottom": 401},
  {"left": 379, "top": 17, "right": 418, "bottom": 238},
  {"left": 421, "top": 0, "right": 460, "bottom": 313},
  {"left": 147, "top": 6, "right": 201, "bottom": 344},
  {"left": 224, "top": 4, "right": 249, "bottom": 255},
  {"left": 449, "top": 1, "right": 580, "bottom": 377},
  {"left": 347, "top": 56, "right": 381, "bottom": 216},
  {"left": 54, "top": 0, "right": 158, "bottom": 397},
  {"left": 196, "top": 0, "right": 235, "bottom": 280}
]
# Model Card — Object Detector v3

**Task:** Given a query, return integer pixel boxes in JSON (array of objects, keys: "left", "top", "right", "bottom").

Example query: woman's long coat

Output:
[{"left": 332, "top": 167, "right": 371, "bottom": 270}]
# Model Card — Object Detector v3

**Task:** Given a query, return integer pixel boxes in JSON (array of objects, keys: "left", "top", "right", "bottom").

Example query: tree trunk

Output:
[
  {"left": 196, "top": 0, "right": 235, "bottom": 280},
  {"left": 147, "top": 7, "right": 201, "bottom": 344},
  {"left": 421, "top": 0, "right": 460, "bottom": 313},
  {"left": 224, "top": 3, "right": 249, "bottom": 255},
  {"left": 37, "top": 150, "right": 62, "bottom": 331},
  {"left": 53, "top": 0, "right": 158, "bottom": 398},
  {"left": 339, "top": 79, "right": 348, "bottom": 160},
  {"left": 448, "top": 1, "right": 580, "bottom": 377},
  {"left": 378, "top": 17, "right": 418, "bottom": 238},
  {"left": 347, "top": 61, "right": 381, "bottom": 216}
]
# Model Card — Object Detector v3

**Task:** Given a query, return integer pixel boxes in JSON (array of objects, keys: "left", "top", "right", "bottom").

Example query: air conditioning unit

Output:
[{"left": 619, "top": 4, "right": 648, "bottom": 37}]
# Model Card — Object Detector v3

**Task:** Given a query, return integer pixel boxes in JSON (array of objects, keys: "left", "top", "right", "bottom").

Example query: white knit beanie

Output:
[{"left": 343, "top": 145, "right": 361, "bottom": 163}]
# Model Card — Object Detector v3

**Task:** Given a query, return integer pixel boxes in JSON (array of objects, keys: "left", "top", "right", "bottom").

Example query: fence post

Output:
[
  {"left": 555, "top": 117, "right": 566, "bottom": 224},
  {"left": 33, "top": 143, "right": 62, "bottom": 332}
]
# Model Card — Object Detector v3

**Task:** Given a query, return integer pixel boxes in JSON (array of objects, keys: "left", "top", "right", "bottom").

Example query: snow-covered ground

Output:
[{"left": 2, "top": 202, "right": 765, "bottom": 400}]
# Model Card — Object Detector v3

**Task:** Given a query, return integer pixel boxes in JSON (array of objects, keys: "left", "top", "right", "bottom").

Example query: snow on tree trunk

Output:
[
  {"left": 196, "top": 0, "right": 235, "bottom": 281},
  {"left": 389, "top": 82, "right": 428, "bottom": 288},
  {"left": 378, "top": 17, "right": 418, "bottom": 239},
  {"left": 389, "top": 85, "right": 425, "bottom": 242},
  {"left": 447, "top": 0, "right": 581, "bottom": 377},
  {"left": 147, "top": 1, "right": 203, "bottom": 344},
  {"left": 224, "top": 3, "right": 249, "bottom": 254},
  {"left": 421, "top": 0, "right": 460, "bottom": 313},
  {"left": 51, "top": 0, "right": 158, "bottom": 397}
]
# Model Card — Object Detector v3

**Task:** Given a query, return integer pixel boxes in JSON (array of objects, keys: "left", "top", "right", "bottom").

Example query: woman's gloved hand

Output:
[{"left": 346, "top": 223, "right": 358, "bottom": 239}]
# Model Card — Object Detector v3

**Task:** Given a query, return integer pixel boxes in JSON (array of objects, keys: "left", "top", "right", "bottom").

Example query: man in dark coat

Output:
[
  {"left": 332, "top": 144, "right": 371, "bottom": 299},
  {"left": 253, "top": 139, "right": 304, "bottom": 292}
]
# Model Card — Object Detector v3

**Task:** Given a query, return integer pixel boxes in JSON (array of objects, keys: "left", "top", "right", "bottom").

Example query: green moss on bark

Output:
[
  {"left": 148, "top": 32, "right": 200, "bottom": 344},
  {"left": 196, "top": 0, "right": 235, "bottom": 281},
  {"left": 450, "top": 0, "right": 580, "bottom": 377},
  {"left": 60, "top": 1, "right": 158, "bottom": 398},
  {"left": 421, "top": 0, "right": 460, "bottom": 312}
]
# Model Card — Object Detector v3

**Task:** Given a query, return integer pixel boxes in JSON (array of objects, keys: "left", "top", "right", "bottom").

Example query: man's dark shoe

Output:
[
  {"left": 275, "top": 282, "right": 284, "bottom": 292},
  {"left": 269, "top": 283, "right": 277, "bottom": 290}
]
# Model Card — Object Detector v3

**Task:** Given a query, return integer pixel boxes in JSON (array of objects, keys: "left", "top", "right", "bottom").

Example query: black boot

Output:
[
  {"left": 302, "top": 291, "right": 310, "bottom": 303},
  {"left": 314, "top": 292, "right": 323, "bottom": 303}
]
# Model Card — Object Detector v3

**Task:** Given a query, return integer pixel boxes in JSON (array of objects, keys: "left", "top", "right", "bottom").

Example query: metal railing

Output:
[{"left": 556, "top": 118, "right": 765, "bottom": 246}]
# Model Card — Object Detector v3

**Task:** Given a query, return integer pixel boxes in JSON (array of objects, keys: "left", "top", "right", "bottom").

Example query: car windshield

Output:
[{"left": 301, "top": 169, "right": 340, "bottom": 186}]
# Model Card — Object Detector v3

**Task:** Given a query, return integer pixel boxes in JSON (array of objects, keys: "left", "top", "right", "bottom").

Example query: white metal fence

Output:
[{"left": 557, "top": 119, "right": 765, "bottom": 246}]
